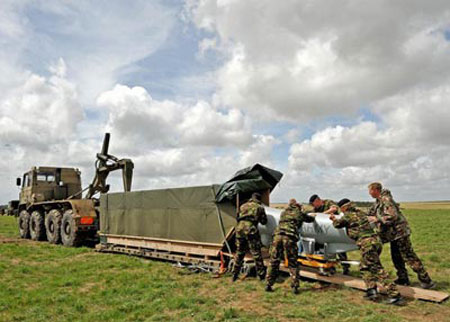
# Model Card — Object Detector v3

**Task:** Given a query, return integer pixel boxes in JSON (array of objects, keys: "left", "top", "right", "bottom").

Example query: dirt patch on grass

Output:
[
  {"left": 79, "top": 282, "right": 104, "bottom": 294},
  {"left": 0, "top": 236, "right": 25, "bottom": 244}
]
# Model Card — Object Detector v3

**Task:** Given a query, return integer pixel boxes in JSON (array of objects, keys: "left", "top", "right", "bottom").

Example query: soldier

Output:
[
  {"left": 309, "top": 194, "right": 339, "bottom": 214},
  {"left": 367, "top": 182, "right": 435, "bottom": 289},
  {"left": 330, "top": 199, "right": 403, "bottom": 305},
  {"left": 232, "top": 192, "right": 268, "bottom": 282},
  {"left": 265, "top": 198, "right": 316, "bottom": 294},
  {"left": 309, "top": 194, "right": 350, "bottom": 275}
]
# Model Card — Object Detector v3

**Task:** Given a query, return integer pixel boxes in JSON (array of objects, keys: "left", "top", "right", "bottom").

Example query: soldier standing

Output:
[
  {"left": 367, "top": 182, "right": 435, "bottom": 289},
  {"left": 232, "top": 192, "right": 268, "bottom": 282},
  {"left": 265, "top": 199, "right": 316, "bottom": 294},
  {"left": 309, "top": 194, "right": 350, "bottom": 275},
  {"left": 330, "top": 199, "right": 403, "bottom": 305}
]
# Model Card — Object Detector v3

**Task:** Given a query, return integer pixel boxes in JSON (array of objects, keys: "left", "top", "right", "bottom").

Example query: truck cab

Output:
[{"left": 17, "top": 166, "right": 82, "bottom": 207}]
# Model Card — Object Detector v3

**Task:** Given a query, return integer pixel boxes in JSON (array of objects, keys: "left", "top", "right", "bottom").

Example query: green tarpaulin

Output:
[
  {"left": 99, "top": 164, "right": 283, "bottom": 246},
  {"left": 215, "top": 163, "right": 283, "bottom": 202},
  {"left": 99, "top": 185, "right": 236, "bottom": 245}
]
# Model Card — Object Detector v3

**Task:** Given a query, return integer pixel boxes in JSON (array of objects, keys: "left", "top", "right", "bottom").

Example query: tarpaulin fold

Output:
[{"left": 215, "top": 163, "right": 283, "bottom": 202}]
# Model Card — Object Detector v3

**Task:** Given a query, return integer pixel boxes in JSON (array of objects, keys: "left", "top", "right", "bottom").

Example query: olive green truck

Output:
[{"left": 13, "top": 133, "right": 133, "bottom": 246}]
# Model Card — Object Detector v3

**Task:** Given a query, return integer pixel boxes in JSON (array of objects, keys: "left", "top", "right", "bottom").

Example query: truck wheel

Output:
[
  {"left": 45, "top": 209, "right": 62, "bottom": 244},
  {"left": 61, "top": 210, "right": 82, "bottom": 247},
  {"left": 18, "top": 210, "right": 31, "bottom": 239},
  {"left": 30, "top": 210, "right": 46, "bottom": 241}
]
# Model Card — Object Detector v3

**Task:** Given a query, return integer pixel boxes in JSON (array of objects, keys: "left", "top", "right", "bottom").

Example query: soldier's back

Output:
[{"left": 236, "top": 200, "right": 260, "bottom": 235}]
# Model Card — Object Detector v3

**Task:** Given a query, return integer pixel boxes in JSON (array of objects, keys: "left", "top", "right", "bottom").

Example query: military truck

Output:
[
  {"left": 5, "top": 200, "right": 19, "bottom": 216},
  {"left": 15, "top": 133, "right": 133, "bottom": 246}
]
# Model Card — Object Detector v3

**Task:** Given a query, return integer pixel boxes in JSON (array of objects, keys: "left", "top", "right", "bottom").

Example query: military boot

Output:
[
  {"left": 232, "top": 273, "right": 239, "bottom": 282},
  {"left": 420, "top": 280, "right": 436, "bottom": 289},
  {"left": 292, "top": 287, "right": 299, "bottom": 295},
  {"left": 265, "top": 285, "right": 273, "bottom": 292},
  {"left": 364, "top": 288, "right": 378, "bottom": 301},
  {"left": 258, "top": 267, "right": 267, "bottom": 281},
  {"left": 258, "top": 273, "right": 266, "bottom": 282},
  {"left": 342, "top": 266, "right": 350, "bottom": 276},
  {"left": 394, "top": 278, "right": 410, "bottom": 286},
  {"left": 385, "top": 296, "right": 405, "bottom": 306}
]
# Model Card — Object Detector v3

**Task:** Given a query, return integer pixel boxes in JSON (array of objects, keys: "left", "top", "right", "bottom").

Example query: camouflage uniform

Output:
[
  {"left": 233, "top": 198, "right": 268, "bottom": 279},
  {"left": 312, "top": 199, "right": 350, "bottom": 273},
  {"left": 333, "top": 205, "right": 400, "bottom": 298},
  {"left": 266, "top": 204, "right": 315, "bottom": 289},
  {"left": 312, "top": 199, "right": 337, "bottom": 214},
  {"left": 368, "top": 189, "right": 432, "bottom": 284}
]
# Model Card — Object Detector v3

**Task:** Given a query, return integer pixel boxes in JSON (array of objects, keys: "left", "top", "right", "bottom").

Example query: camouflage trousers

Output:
[
  {"left": 233, "top": 231, "right": 266, "bottom": 278},
  {"left": 390, "top": 235, "right": 431, "bottom": 283},
  {"left": 266, "top": 234, "right": 300, "bottom": 289},
  {"left": 359, "top": 236, "right": 400, "bottom": 298}
]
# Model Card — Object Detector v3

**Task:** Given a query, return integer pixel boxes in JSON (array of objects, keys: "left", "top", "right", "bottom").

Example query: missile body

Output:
[{"left": 259, "top": 206, "right": 358, "bottom": 257}]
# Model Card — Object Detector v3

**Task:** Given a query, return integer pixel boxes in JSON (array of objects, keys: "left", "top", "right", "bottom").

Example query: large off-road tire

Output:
[
  {"left": 61, "top": 209, "right": 82, "bottom": 247},
  {"left": 30, "top": 210, "right": 46, "bottom": 241},
  {"left": 18, "top": 210, "right": 31, "bottom": 239},
  {"left": 45, "top": 209, "right": 62, "bottom": 244}
]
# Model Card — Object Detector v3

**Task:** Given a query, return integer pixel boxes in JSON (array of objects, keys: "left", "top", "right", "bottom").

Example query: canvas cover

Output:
[
  {"left": 215, "top": 163, "right": 283, "bottom": 202},
  {"left": 99, "top": 185, "right": 236, "bottom": 245}
]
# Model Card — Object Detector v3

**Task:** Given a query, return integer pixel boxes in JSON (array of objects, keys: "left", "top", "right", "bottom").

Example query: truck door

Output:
[{"left": 20, "top": 172, "right": 32, "bottom": 205}]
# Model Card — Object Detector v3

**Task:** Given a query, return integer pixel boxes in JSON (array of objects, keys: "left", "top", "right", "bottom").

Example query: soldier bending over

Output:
[
  {"left": 367, "top": 182, "right": 435, "bottom": 289},
  {"left": 309, "top": 194, "right": 350, "bottom": 275},
  {"left": 232, "top": 192, "right": 268, "bottom": 282},
  {"left": 266, "top": 199, "right": 316, "bottom": 294},
  {"left": 330, "top": 198, "right": 403, "bottom": 305}
]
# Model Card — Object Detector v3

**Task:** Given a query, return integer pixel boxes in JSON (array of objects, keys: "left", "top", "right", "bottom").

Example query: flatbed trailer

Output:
[{"left": 97, "top": 233, "right": 227, "bottom": 272}]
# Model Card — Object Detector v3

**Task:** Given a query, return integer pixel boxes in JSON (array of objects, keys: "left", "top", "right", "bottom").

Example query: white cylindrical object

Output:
[{"left": 259, "top": 206, "right": 358, "bottom": 254}]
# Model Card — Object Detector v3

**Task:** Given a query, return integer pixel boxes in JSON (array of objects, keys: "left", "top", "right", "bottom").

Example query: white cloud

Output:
[
  {"left": 188, "top": 0, "right": 450, "bottom": 121},
  {"left": 285, "top": 85, "right": 450, "bottom": 201},
  {"left": 0, "top": 59, "right": 83, "bottom": 150},
  {"left": 3, "top": 1, "right": 450, "bottom": 204},
  {"left": 0, "top": 1, "right": 177, "bottom": 104},
  {"left": 97, "top": 84, "right": 254, "bottom": 151},
  {"left": 0, "top": 59, "right": 91, "bottom": 201},
  {"left": 96, "top": 84, "right": 279, "bottom": 190}
]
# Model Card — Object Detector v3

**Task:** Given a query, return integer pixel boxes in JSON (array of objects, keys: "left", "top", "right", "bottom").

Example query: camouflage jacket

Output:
[
  {"left": 236, "top": 199, "right": 267, "bottom": 234},
  {"left": 274, "top": 204, "right": 315, "bottom": 241},
  {"left": 313, "top": 199, "right": 338, "bottom": 214},
  {"left": 333, "top": 205, "right": 378, "bottom": 245},
  {"left": 368, "top": 189, "right": 411, "bottom": 243}
]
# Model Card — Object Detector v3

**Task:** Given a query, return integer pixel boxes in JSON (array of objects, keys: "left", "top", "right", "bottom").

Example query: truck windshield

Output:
[{"left": 37, "top": 173, "right": 55, "bottom": 183}]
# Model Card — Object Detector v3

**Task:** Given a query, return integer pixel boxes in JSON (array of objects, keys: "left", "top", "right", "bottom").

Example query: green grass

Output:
[{"left": 1, "top": 208, "right": 450, "bottom": 321}]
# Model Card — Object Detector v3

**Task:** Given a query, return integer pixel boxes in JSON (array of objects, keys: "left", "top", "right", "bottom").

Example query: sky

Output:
[{"left": 1, "top": 0, "right": 450, "bottom": 203}]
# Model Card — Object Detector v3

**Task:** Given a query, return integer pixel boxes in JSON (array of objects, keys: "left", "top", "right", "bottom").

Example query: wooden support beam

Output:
[
  {"left": 101, "top": 234, "right": 221, "bottom": 257},
  {"left": 280, "top": 266, "right": 449, "bottom": 303}
]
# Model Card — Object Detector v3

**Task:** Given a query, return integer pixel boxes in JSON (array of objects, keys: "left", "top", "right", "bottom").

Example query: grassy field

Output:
[{"left": 1, "top": 205, "right": 449, "bottom": 321}]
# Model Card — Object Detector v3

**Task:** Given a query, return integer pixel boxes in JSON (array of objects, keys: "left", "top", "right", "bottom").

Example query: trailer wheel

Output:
[
  {"left": 18, "top": 210, "right": 31, "bottom": 239},
  {"left": 61, "top": 210, "right": 82, "bottom": 247},
  {"left": 45, "top": 209, "right": 62, "bottom": 244},
  {"left": 30, "top": 210, "right": 46, "bottom": 241}
]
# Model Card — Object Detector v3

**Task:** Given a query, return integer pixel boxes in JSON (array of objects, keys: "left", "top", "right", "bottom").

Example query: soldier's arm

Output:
[
  {"left": 332, "top": 214, "right": 349, "bottom": 229},
  {"left": 379, "top": 197, "right": 399, "bottom": 225},
  {"left": 258, "top": 206, "right": 268, "bottom": 225},
  {"left": 323, "top": 200, "right": 339, "bottom": 214},
  {"left": 300, "top": 211, "right": 315, "bottom": 224}
]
